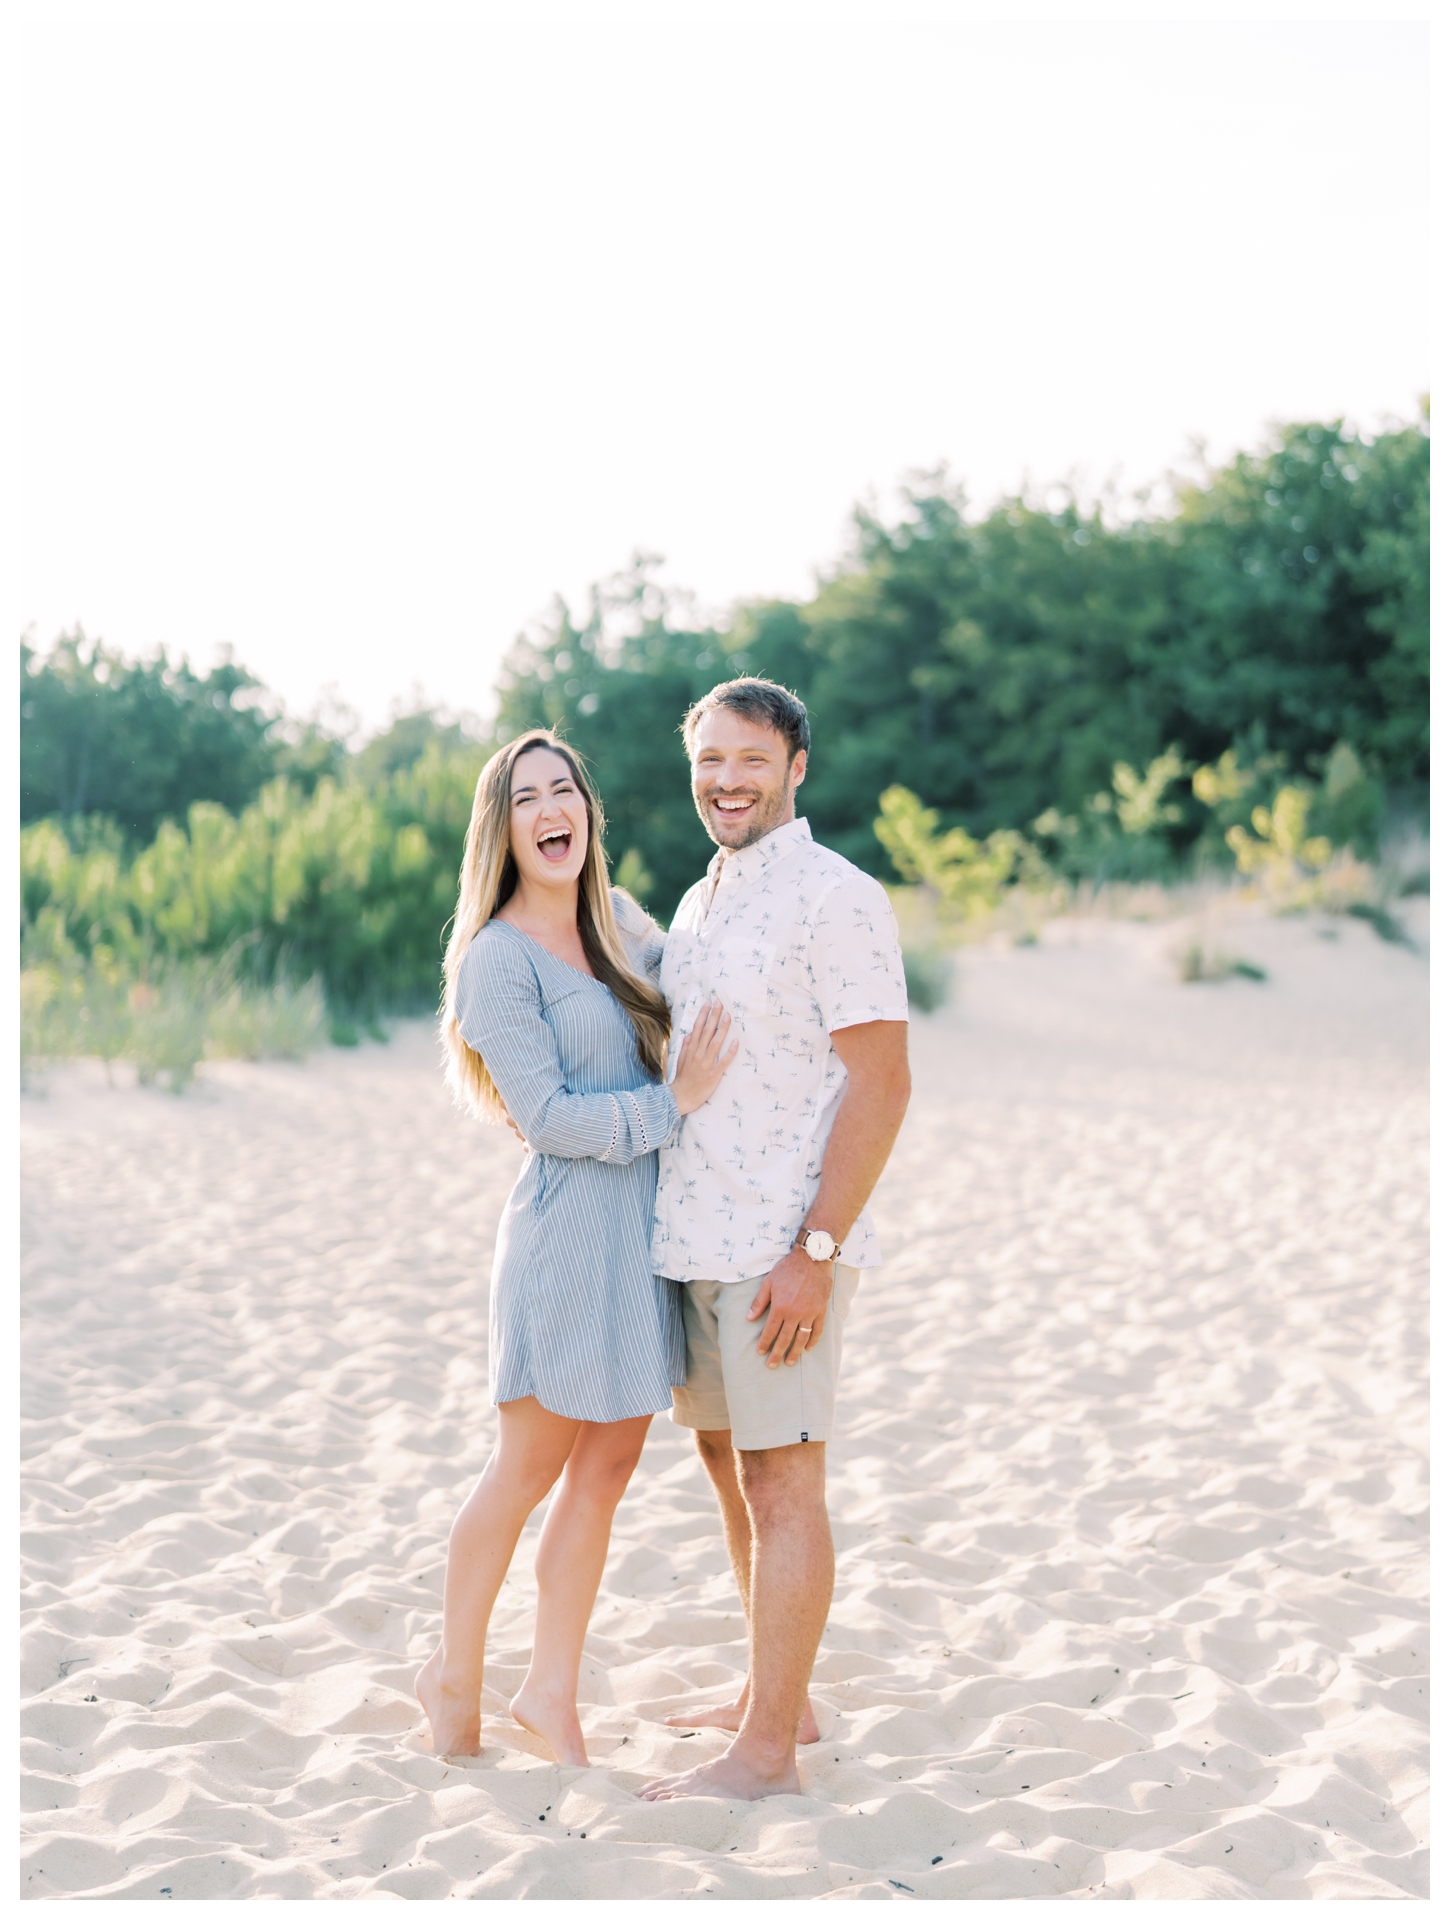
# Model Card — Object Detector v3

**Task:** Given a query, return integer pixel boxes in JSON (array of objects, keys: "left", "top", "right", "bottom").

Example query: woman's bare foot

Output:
[
  {"left": 415, "top": 1648, "right": 482, "bottom": 1756},
  {"left": 510, "top": 1682, "right": 589, "bottom": 1767},
  {"left": 662, "top": 1687, "right": 820, "bottom": 1744}
]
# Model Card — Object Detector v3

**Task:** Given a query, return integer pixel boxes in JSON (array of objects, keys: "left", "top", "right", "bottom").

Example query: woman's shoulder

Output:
[
  {"left": 459, "top": 918, "right": 539, "bottom": 993},
  {"left": 609, "top": 886, "right": 647, "bottom": 932},
  {"left": 610, "top": 887, "right": 664, "bottom": 941},
  {"left": 610, "top": 888, "right": 666, "bottom": 965}
]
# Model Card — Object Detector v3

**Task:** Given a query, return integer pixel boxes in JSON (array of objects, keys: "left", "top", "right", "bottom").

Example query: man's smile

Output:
[{"left": 708, "top": 792, "right": 759, "bottom": 820}]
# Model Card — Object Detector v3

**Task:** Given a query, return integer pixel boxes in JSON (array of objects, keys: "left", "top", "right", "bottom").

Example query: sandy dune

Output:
[{"left": 20, "top": 901, "right": 1428, "bottom": 1899}]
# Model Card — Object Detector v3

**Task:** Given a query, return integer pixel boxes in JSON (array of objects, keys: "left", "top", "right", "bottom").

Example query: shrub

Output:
[
  {"left": 1176, "top": 943, "right": 1268, "bottom": 984},
  {"left": 18, "top": 948, "right": 330, "bottom": 1092},
  {"left": 207, "top": 975, "right": 329, "bottom": 1061},
  {"left": 900, "top": 943, "right": 954, "bottom": 1013},
  {"left": 128, "top": 977, "right": 211, "bottom": 1093}
]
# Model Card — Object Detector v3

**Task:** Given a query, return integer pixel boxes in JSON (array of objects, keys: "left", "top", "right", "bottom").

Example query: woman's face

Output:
[{"left": 507, "top": 747, "right": 590, "bottom": 892}]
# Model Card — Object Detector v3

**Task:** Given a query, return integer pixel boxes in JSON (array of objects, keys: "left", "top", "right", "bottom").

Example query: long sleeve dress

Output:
[{"left": 453, "top": 891, "right": 685, "bottom": 1423}]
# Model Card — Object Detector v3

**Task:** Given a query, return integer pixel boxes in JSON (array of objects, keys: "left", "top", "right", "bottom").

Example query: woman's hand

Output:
[{"left": 670, "top": 1000, "right": 738, "bottom": 1114}]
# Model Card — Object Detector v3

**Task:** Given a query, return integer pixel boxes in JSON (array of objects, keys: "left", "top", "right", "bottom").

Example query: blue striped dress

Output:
[{"left": 454, "top": 891, "right": 686, "bottom": 1423}]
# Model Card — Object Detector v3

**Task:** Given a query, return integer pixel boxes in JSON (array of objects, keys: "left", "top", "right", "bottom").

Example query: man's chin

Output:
[{"left": 699, "top": 798, "right": 787, "bottom": 850}]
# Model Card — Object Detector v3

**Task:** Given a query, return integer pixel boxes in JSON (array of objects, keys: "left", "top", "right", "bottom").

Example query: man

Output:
[{"left": 640, "top": 677, "right": 912, "bottom": 1803}]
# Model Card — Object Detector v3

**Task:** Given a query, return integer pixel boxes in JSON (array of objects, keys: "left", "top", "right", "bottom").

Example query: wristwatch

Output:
[{"left": 795, "top": 1226, "right": 842, "bottom": 1263}]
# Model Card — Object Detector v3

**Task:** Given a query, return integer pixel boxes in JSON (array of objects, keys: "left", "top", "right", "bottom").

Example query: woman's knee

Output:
[
  {"left": 458, "top": 1449, "right": 563, "bottom": 1525},
  {"left": 568, "top": 1426, "right": 648, "bottom": 1500}
]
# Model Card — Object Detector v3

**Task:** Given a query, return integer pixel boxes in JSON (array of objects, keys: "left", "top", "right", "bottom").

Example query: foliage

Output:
[
  {"left": 496, "top": 413, "right": 1425, "bottom": 918},
  {"left": 1176, "top": 943, "right": 1268, "bottom": 984},
  {"left": 899, "top": 942, "right": 955, "bottom": 1012},
  {"left": 18, "top": 410, "right": 1428, "bottom": 1033},
  {"left": 18, "top": 629, "right": 349, "bottom": 840},
  {"left": 20, "top": 949, "right": 329, "bottom": 1093},
  {"left": 19, "top": 739, "right": 487, "bottom": 1027},
  {"left": 873, "top": 786, "right": 1036, "bottom": 920}
]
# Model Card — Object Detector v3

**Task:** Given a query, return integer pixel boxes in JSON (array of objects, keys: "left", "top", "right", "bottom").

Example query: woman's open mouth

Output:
[{"left": 536, "top": 827, "right": 573, "bottom": 863}]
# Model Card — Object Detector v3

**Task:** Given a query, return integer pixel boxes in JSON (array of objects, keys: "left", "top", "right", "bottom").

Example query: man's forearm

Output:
[
  {"left": 805, "top": 1033, "right": 912, "bottom": 1244},
  {"left": 747, "top": 1022, "right": 911, "bottom": 1360}
]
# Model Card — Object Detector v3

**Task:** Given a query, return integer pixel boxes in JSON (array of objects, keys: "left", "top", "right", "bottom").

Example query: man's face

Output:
[{"left": 690, "top": 709, "right": 807, "bottom": 852}]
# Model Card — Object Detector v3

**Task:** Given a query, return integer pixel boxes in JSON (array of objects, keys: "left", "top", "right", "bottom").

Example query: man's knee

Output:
[
  {"left": 738, "top": 1441, "right": 826, "bottom": 1524},
  {"left": 695, "top": 1427, "right": 735, "bottom": 1469}
]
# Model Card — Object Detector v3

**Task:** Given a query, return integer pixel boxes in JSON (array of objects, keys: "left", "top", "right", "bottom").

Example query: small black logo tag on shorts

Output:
[{"left": 801, "top": 1431, "right": 809, "bottom": 1442}]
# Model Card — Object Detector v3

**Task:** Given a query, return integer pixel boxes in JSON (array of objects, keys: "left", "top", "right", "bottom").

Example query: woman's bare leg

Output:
[
  {"left": 415, "top": 1397, "right": 581, "bottom": 1756},
  {"left": 510, "top": 1414, "right": 652, "bottom": 1764}
]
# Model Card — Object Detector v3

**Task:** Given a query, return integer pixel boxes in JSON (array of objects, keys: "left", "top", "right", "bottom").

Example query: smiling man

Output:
[{"left": 642, "top": 677, "right": 912, "bottom": 1803}]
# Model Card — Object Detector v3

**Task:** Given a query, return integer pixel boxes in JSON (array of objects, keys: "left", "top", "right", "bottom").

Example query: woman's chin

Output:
[{"left": 523, "top": 855, "right": 585, "bottom": 888}]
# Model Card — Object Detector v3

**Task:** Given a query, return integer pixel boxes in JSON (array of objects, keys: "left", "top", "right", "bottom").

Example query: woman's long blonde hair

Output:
[{"left": 440, "top": 729, "right": 671, "bottom": 1122}]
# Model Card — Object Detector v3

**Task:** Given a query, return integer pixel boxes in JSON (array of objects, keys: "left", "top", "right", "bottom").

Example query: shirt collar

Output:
[{"left": 707, "top": 814, "right": 813, "bottom": 889}]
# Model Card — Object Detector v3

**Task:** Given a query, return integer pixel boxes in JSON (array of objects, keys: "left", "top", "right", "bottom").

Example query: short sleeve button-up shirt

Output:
[{"left": 651, "top": 816, "right": 910, "bottom": 1283}]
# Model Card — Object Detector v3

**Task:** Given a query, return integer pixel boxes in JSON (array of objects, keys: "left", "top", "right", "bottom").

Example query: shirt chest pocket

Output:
[{"left": 713, "top": 937, "right": 777, "bottom": 1017}]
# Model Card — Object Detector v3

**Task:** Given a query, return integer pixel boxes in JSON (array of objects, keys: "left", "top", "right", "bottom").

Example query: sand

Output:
[{"left": 20, "top": 899, "right": 1428, "bottom": 1900}]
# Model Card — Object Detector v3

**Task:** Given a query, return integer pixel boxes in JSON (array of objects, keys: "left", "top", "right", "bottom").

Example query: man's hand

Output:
[{"left": 746, "top": 1249, "right": 835, "bottom": 1369}]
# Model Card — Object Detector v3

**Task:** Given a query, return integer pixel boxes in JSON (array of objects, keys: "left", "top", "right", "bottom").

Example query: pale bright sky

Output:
[{"left": 7, "top": 4, "right": 1431, "bottom": 737}]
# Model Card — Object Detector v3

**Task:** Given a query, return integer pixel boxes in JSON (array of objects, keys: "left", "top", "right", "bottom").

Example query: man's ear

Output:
[{"left": 791, "top": 751, "right": 808, "bottom": 790}]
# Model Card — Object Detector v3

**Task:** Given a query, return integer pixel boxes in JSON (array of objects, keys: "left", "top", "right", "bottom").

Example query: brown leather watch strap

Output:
[{"left": 795, "top": 1226, "right": 842, "bottom": 1261}]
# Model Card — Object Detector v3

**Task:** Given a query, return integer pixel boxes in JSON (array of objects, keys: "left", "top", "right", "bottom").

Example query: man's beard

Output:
[{"left": 695, "top": 773, "right": 793, "bottom": 850}]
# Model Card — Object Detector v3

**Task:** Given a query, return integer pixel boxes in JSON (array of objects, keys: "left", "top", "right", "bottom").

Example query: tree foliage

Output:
[
  {"left": 18, "top": 409, "right": 1428, "bottom": 1025},
  {"left": 21, "top": 743, "right": 486, "bottom": 1017},
  {"left": 496, "top": 411, "right": 1426, "bottom": 916},
  {"left": 19, "top": 630, "right": 347, "bottom": 841}
]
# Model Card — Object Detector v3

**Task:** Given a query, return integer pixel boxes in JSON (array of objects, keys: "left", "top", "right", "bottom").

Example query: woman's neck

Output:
[{"left": 500, "top": 876, "right": 580, "bottom": 941}]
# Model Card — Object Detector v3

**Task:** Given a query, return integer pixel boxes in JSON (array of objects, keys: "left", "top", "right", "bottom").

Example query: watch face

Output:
[{"left": 805, "top": 1231, "right": 833, "bottom": 1260}]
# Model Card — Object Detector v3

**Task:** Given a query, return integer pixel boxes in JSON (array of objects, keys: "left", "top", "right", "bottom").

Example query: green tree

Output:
[
  {"left": 1163, "top": 408, "right": 1429, "bottom": 791},
  {"left": 19, "top": 630, "right": 287, "bottom": 837}
]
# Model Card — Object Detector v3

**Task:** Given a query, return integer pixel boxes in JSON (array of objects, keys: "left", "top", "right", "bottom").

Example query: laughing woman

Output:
[{"left": 416, "top": 729, "right": 734, "bottom": 1764}]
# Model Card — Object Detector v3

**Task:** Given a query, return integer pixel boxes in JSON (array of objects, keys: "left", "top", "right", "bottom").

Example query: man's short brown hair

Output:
[{"left": 681, "top": 677, "right": 811, "bottom": 761}]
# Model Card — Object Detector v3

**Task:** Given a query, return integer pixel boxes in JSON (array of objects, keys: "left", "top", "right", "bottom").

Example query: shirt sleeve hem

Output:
[{"left": 828, "top": 1007, "right": 911, "bottom": 1032}]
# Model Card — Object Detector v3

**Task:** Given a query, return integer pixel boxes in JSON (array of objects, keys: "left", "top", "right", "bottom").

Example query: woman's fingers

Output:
[
  {"left": 671, "top": 1001, "right": 736, "bottom": 1106},
  {"left": 682, "top": 1000, "right": 728, "bottom": 1051},
  {"left": 699, "top": 1002, "right": 731, "bottom": 1061}
]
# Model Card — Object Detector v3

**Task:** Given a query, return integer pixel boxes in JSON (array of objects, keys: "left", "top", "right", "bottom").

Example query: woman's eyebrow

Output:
[{"left": 511, "top": 777, "right": 575, "bottom": 799}]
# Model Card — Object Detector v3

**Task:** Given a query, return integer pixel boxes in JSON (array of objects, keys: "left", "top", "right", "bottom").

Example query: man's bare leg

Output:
[
  {"left": 661, "top": 1428, "right": 820, "bottom": 1743},
  {"left": 640, "top": 1441, "right": 831, "bottom": 1801}
]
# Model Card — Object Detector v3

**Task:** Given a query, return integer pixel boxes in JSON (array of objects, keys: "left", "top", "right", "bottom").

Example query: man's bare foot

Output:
[
  {"left": 638, "top": 1748, "right": 801, "bottom": 1802},
  {"left": 510, "top": 1682, "right": 588, "bottom": 1767},
  {"left": 662, "top": 1688, "right": 820, "bottom": 1744},
  {"left": 415, "top": 1648, "right": 482, "bottom": 1756}
]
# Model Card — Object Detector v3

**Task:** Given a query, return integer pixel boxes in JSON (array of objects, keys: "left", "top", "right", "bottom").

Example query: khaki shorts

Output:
[{"left": 669, "top": 1266, "right": 860, "bottom": 1452}]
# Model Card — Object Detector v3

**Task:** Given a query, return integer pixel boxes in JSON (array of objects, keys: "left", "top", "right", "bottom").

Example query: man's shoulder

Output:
[
  {"left": 666, "top": 874, "right": 712, "bottom": 933},
  {"left": 792, "top": 839, "right": 892, "bottom": 908}
]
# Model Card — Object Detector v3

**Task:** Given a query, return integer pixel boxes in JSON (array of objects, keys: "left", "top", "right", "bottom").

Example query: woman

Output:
[{"left": 416, "top": 728, "right": 734, "bottom": 1765}]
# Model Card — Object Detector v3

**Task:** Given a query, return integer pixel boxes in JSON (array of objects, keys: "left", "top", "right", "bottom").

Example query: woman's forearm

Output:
[{"left": 522, "top": 1080, "right": 680, "bottom": 1162}]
